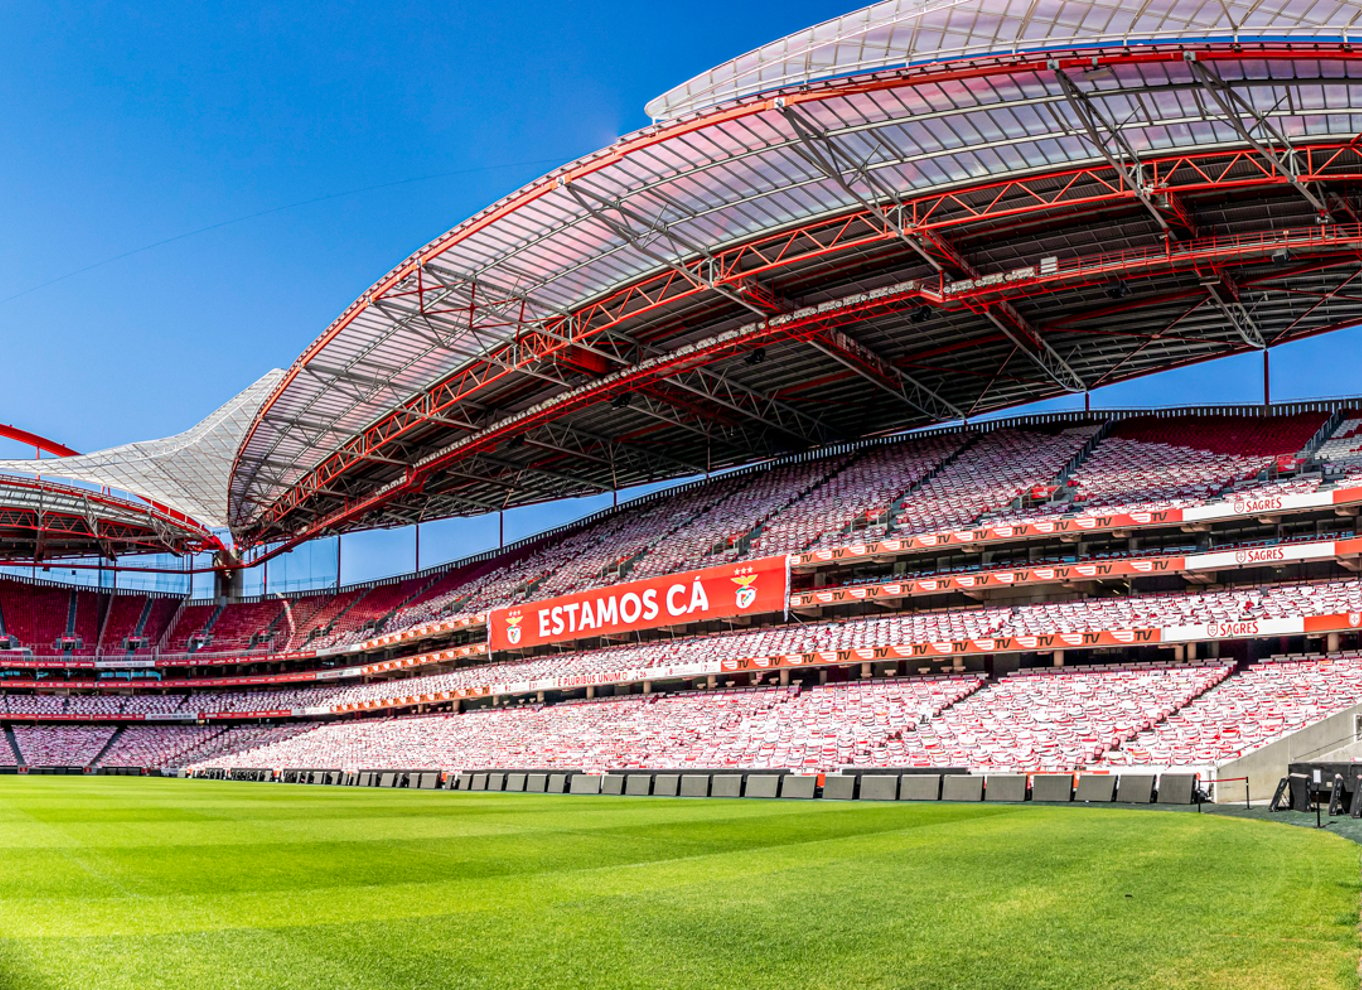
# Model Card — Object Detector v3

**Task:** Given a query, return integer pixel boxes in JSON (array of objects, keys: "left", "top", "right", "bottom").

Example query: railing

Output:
[
  {"left": 9, "top": 397, "right": 1362, "bottom": 606},
  {"left": 226, "top": 398, "right": 1362, "bottom": 603}
]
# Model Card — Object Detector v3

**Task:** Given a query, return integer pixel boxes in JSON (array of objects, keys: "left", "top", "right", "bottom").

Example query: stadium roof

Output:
[
  {"left": 0, "top": 475, "right": 221, "bottom": 561},
  {"left": 231, "top": 0, "right": 1362, "bottom": 551},
  {"left": 646, "top": 0, "right": 1362, "bottom": 120},
  {"left": 0, "top": 371, "right": 282, "bottom": 536}
]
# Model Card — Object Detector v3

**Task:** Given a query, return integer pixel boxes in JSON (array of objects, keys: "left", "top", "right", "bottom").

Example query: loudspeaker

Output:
[
  {"left": 1288, "top": 773, "right": 1312, "bottom": 812},
  {"left": 1269, "top": 776, "right": 1290, "bottom": 812}
]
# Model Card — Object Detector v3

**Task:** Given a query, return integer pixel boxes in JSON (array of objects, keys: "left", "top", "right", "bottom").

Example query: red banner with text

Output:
[{"left": 489, "top": 555, "right": 789, "bottom": 651}]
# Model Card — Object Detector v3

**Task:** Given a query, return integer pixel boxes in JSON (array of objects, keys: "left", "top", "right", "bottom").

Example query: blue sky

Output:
[{"left": 2, "top": 1, "right": 1360, "bottom": 593}]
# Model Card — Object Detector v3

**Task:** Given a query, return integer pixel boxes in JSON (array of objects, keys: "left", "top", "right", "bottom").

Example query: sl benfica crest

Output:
[
  {"left": 505, "top": 612, "right": 524, "bottom": 644},
  {"left": 731, "top": 570, "right": 759, "bottom": 609}
]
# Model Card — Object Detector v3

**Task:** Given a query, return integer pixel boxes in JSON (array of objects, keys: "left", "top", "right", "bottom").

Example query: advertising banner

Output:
[
  {"left": 488, "top": 555, "right": 788, "bottom": 651},
  {"left": 790, "top": 485, "right": 1362, "bottom": 569},
  {"left": 790, "top": 535, "right": 1362, "bottom": 607},
  {"left": 361, "top": 612, "right": 486, "bottom": 651},
  {"left": 790, "top": 556, "right": 1188, "bottom": 607}
]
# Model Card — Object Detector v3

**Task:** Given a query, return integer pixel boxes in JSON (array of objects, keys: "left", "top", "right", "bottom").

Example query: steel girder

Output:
[
  {"left": 775, "top": 101, "right": 1047, "bottom": 404},
  {"left": 253, "top": 282, "right": 945, "bottom": 543},
  {"left": 1185, "top": 56, "right": 1333, "bottom": 220},
  {"left": 243, "top": 219, "right": 1362, "bottom": 554},
  {"left": 563, "top": 180, "right": 774, "bottom": 321},
  {"left": 0, "top": 425, "right": 79, "bottom": 458},
  {"left": 776, "top": 100, "right": 1088, "bottom": 394},
  {"left": 806, "top": 328, "right": 965, "bottom": 421},
  {"left": 1200, "top": 273, "right": 1267, "bottom": 349},
  {"left": 0, "top": 499, "right": 213, "bottom": 561},
  {"left": 237, "top": 44, "right": 1362, "bottom": 513},
  {"left": 561, "top": 177, "right": 844, "bottom": 445},
  {"left": 246, "top": 218, "right": 1362, "bottom": 548},
  {"left": 1050, "top": 66, "right": 1200, "bottom": 240},
  {"left": 239, "top": 142, "right": 1362, "bottom": 546}
]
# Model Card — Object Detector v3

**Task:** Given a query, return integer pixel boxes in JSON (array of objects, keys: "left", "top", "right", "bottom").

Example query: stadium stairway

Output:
[
  {"left": 128, "top": 597, "right": 155, "bottom": 654},
  {"left": 184, "top": 602, "right": 226, "bottom": 652},
  {"left": 847, "top": 660, "right": 1237, "bottom": 773},
  {"left": 1048, "top": 418, "right": 1114, "bottom": 489},
  {"left": 624, "top": 471, "right": 809, "bottom": 580},
  {"left": 155, "top": 598, "right": 187, "bottom": 653},
  {"left": 363, "top": 574, "right": 454, "bottom": 638},
  {"left": 63, "top": 591, "right": 78, "bottom": 655},
  {"left": 312, "top": 587, "right": 371, "bottom": 643},
  {"left": 94, "top": 594, "right": 114, "bottom": 654},
  {"left": 4, "top": 725, "right": 23, "bottom": 766},
  {"left": 1302, "top": 409, "right": 1346, "bottom": 464},
  {"left": 610, "top": 491, "right": 743, "bottom": 582},
  {"left": 725, "top": 454, "right": 855, "bottom": 557},
  {"left": 881, "top": 434, "right": 981, "bottom": 536},
  {"left": 260, "top": 604, "right": 288, "bottom": 650},
  {"left": 976, "top": 417, "right": 1114, "bottom": 521},
  {"left": 90, "top": 726, "right": 125, "bottom": 769}
]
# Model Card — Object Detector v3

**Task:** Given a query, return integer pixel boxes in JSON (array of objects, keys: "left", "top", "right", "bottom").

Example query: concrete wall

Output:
[{"left": 1219, "top": 703, "right": 1362, "bottom": 802}]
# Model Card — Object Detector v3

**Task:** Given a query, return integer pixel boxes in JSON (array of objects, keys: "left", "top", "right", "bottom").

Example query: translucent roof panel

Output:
[
  {"left": 0, "top": 371, "right": 282, "bottom": 530},
  {"left": 646, "top": 0, "right": 1362, "bottom": 120}
]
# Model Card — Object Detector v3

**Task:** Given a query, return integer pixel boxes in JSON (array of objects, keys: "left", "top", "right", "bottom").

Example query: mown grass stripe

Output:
[{"left": 0, "top": 776, "right": 1355, "bottom": 990}]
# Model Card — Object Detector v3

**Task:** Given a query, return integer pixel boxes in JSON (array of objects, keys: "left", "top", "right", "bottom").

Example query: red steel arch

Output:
[{"left": 0, "top": 424, "right": 78, "bottom": 458}]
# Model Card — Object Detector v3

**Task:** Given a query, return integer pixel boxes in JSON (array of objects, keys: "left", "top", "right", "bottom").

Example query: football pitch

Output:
[{"left": 0, "top": 776, "right": 1357, "bottom": 990}]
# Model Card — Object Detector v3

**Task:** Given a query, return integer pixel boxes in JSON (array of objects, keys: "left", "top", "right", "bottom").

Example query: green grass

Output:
[{"left": 0, "top": 777, "right": 1357, "bottom": 990}]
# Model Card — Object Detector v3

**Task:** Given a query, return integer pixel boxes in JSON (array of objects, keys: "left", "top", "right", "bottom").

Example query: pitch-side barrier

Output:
[{"left": 184, "top": 766, "right": 1213, "bottom": 804}]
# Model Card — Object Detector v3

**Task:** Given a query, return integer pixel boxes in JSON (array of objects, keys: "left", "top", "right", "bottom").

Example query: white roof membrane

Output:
[
  {"left": 646, "top": 0, "right": 1362, "bottom": 120},
  {"left": 0, "top": 371, "right": 283, "bottom": 530}
]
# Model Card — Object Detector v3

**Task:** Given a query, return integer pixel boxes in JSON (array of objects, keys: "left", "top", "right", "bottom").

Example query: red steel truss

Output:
[
  {"left": 0, "top": 425, "right": 79, "bottom": 458},
  {"left": 250, "top": 209, "right": 1362, "bottom": 549},
  {"left": 0, "top": 476, "right": 220, "bottom": 561},
  {"left": 234, "top": 43, "right": 1362, "bottom": 549}
]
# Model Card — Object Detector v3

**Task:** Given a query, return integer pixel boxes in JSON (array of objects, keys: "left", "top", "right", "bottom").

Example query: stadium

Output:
[{"left": 7, "top": 0, "right": 1362, "bottom": 986}]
